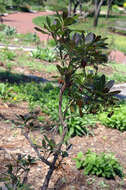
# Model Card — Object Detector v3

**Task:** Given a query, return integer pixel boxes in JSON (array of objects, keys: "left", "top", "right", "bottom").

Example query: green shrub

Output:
[
  {"left": 74, "top": 150, "right": 124, "bottom": 179},
  {"left": 3, "top": 49, "right": 16, "bottom": 60},
  {"left": 1, "top": 154, "right": 35, "bottom": 190},
  {"left": 112, "top": 5, "right": 120, "bottom": 13},
  {"left": 3, "top": 25, "right": 16, "bottom": 36},
  {"left": 19, "top": 3, "right": 31, "bottom": 12},
  {"left": 31, "top": 47, "right": 56, "bottom": 62},
  {"left": 0, "top": 83, "right": 14, "bottom": 101},
  {"left": 0, "top": 24, "right": 6, "bottom": 31},
  {"left": 61, "top": 114, "right": 97, "bottom": 137},
  {"left": 99, "top": 105, "right": 126, "bottom": 131}
]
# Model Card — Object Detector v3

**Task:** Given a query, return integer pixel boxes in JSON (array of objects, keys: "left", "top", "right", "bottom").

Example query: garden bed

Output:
[{"left": 0, "top": 47, "right": 125, "bottom": 189}]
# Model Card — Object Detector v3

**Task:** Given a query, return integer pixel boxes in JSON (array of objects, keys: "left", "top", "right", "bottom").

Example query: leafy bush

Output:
[
  {"left": 60, "top": 114, "right": 97, "bottom": 137},
  {"left": 3, "top": 48, "right": 16, "bottom": 60},
  {"left": 1, "top": 154, "right": 35, "bottom": 190},
  {"left": 19, "top": 3, "right": 31, "bottom": 12},
  {"left": 3, "top": 25, "right": 16, "bottom": 36},
  {"left": 0, "top": 24, "right": 6, "bottom": 31},
  {"left": 112, "top": 5, "right": 121, "bottom": 13},
  {"left": 0, "top": 83, "right": 14, "bottom": 101},
  {"left": 99, "top": 105, "right": 126, "bottom": 131},
  {"left": 74, "top": 150, "right": 124, "bottom": 179},
  {"left": 31, "top": 47, "right": 56, "bottom": 62}
]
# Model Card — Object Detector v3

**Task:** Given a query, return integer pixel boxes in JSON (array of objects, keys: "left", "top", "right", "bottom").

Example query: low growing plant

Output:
[
  {"left": 0, "top": 83, "right": 14, "bottom": 101},
  {"left": 74, "top": 150, "right": 124, "bottom": 179},
  {"left": 59, "top": 114, "right": 97, "bottom": 137},
  {"left": 3, "top": 25, "right": 17, "bottom": 36},
  {"left": 31, "top": 47, "right": 56, "bottom": 62},
  {"left": 4, "top": 49, "right": 16, "bottom": 61},
  {"left": 1, "top": 154, "right": 35, "bottom": 190},
  {"left": 99, "top": 104, "right": 126, "bottom": 131}
]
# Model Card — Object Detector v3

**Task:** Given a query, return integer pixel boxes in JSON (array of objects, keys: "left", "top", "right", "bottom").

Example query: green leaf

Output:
[
  {"left": 59, "top": 126, "right": 63, "bottom": 135},
  {"left": 64, "top": 17, "right": 76, "bottom": 26},
  {"left": 77, "top": 151, "right": 83, "bottom": 159},
  {"left": 68, "top": 127, "right": 74, "bottom": 137},
  {"left": 34, "top": 27, "right": 49, "bottom": 34},
  {"left": 42, "top": 139, "right": 46, "bottom": 149},
  {"left": 108, "top": 90, "right": 121, "bottom": 96},
  {"left": 46, "top": 16, "right": 51, "bottom": 28},
  {"left": 44, "top": 135, "right": 50, "bottom": 144},
  {"left": 105, "top": 80, "right": 115, "bottom": 92},
  {"left": 62, "top": 151, "right": 68, "bottom": 158},
  {"left": 49, "top": 139, "right": 56, "bottom": 148},
  {"left": 76, "top": 160, "right": 82, "bottom": 169}
]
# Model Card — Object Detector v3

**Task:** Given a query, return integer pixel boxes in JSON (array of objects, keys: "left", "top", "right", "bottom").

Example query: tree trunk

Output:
[
  {"left": 41, "top": 83, "right": 67, "bottom": 190},
  {"left": 106, "top": 0, "right": 113, "bottom": 18},
  {"left": 68, "top": 0, "right": 72, "bottom": 16},
  {"left": 73, "top": 0, "right": 80, "bottom": 15},
  {"left": 79, "top": 0, "right": 83, "bottom": 16},
  {"left": 93, "top": 0, "right": 104, "bottom": 27},
  {"left": 0, "top": 16, "right": 3, "bottom": 24}
]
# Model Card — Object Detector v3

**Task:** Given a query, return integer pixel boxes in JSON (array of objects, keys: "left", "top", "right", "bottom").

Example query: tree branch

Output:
[{"left": 23, "top": 132, "right": 52, "bottom": 167}]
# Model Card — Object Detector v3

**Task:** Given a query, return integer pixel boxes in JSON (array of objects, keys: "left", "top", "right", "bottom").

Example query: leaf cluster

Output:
[
  {"left": 1, "top": 154, "right": 35, "bottom": 190},
  {"left": 35, "top": 11, "right": 120, "bottom": 117},
  {"left": 3, "top": 26, "right": 17, "bottom": 36},
  {"left": 99, "top": 104, "right": 126, "bottom": 131},
  {"left": 74, "top": 150, "right": 124, "bottom": 179},
  {"left": 31, "top": 47, "right": 56, "bottom": 62}
]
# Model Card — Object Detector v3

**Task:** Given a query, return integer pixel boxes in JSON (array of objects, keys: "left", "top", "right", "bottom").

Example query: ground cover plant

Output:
[
  {"left": 31, "top": 47, "right": 56, "bottom": 62},
  {"left": 99, "top": 103, "right": 126, "bottom": 131},
  {"left": 74, "top": 150, "right": 124, "bottom": 179},
  {"left": 0, "top": 24, "right": 42, "bottom": 47}
]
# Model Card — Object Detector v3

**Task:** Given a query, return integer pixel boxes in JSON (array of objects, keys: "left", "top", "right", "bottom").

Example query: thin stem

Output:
[
  {"left": 41, "top": 83, "right": 68, "bottom": 190},
  {"left": 63, "top": 99, "right": 74, "bottom": 120},
  {"left": 23, "top": 132, "right": 52, "bottom": 167}
]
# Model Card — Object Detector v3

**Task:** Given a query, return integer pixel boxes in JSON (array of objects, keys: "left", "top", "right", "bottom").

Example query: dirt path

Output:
[{"left": 3, "top": 11, "right": 54, "bottom": 41}]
